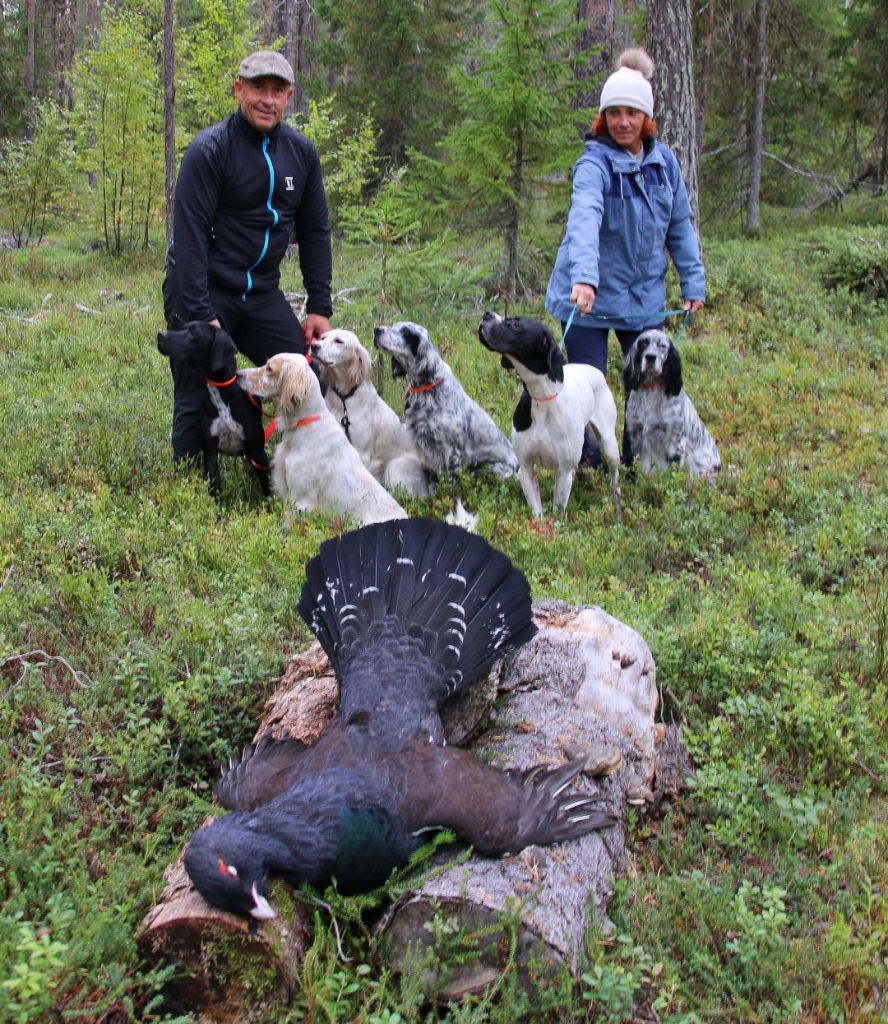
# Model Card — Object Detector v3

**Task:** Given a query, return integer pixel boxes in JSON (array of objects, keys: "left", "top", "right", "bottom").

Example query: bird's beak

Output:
[{"left": 249, "top": 882, "right": 277, "bottom": 920}]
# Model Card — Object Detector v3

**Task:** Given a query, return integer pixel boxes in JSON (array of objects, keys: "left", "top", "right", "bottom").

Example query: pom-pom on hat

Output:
[{"left": 599, "top": 48, "right": 655, "bottom": 118}]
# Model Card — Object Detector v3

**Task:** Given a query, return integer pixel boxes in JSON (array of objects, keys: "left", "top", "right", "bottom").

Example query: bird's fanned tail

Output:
[{"left": 296, "top": 518, "right": 536, "bottom": 703}]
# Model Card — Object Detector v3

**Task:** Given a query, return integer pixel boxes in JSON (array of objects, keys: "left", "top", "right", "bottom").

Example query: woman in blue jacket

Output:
[{"left": 545, "top": 48, "right": 705, "bottom": 465}]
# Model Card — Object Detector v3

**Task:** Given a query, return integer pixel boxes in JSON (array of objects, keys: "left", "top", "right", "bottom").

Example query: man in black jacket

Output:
[{"left": 162, "top": 50, "right": 333, "bottom": 465}]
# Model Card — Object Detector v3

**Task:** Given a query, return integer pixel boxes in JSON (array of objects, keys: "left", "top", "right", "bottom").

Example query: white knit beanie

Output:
[{"left": 599, "top": 48, "right": 655, "bottom": 118}]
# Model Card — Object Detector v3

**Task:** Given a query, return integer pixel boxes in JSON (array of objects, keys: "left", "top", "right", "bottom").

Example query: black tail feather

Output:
[{"left": 296, "top": 519, "right": 535, "bottom": 701}]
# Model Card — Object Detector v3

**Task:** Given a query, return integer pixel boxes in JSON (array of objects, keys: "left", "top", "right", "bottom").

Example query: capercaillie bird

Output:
[{"left": 183, "top": 517, "right": 615, "bottom": 919}]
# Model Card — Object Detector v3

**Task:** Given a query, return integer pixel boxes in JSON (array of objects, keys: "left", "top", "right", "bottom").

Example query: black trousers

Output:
[
  {"left": 162, "top": 276, "right": 306, "bottom": 460},
  {"left": 561, "top": 321, "right": 653, "bottom": 467}
]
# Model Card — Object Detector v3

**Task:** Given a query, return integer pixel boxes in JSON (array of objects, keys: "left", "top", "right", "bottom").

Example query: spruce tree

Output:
[{"left": 435, "top": 0, "right": 589, "bottom": 299}]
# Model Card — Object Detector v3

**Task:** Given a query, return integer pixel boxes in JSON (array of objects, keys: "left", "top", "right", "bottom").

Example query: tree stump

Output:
[{"left": 138, "top": 600, "right": 689, "bottom": 1015}]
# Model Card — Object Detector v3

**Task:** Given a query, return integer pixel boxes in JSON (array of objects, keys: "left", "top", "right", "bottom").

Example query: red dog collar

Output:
[{"left": 410, "top": 377, "right": 444, "bottom": 393}]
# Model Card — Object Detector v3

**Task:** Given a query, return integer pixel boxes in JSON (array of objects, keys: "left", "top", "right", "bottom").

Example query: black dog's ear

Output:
[
  {"left": 663, "top": 342, "right": 683, "bottom": 397},
  {"left": 621, "top": 343, "right": 641, "bottom": 392},
  {"left": 208, "top": 328, "right": 238, "bottom": 376},
  {"left": 512, "top": 389, "right": 532, "bottom": 433},
  {"left": 403, "top": 326, "right": 424, "bottom": 356},
  {"left": 545, "top": 334, "right": 565, "bottom": 383}
]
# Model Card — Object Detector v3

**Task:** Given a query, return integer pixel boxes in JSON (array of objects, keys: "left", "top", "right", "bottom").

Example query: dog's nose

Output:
[{"left": 373, "top": 327, "right": 384, "bottom": 341}]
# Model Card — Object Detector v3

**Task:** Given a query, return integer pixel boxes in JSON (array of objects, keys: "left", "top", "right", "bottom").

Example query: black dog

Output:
[{"left": 157, "top": 321, "right": 271, "bottom": 496}]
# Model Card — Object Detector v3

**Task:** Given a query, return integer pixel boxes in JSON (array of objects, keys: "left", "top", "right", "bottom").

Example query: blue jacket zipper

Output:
[{"left": 241, "top": 134, "right": 280, "bottom": 302}]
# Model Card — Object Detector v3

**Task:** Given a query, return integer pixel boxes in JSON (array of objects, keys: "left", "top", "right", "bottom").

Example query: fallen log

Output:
[
  {"left": 136, "top": 839, "right": 310, "bottom": 1019},
  {"left": 138, "top": 600, "right": 689, "bottom": 1015},
  {"left": 374, "top": 599, "right": 672, "bottom": 999}
]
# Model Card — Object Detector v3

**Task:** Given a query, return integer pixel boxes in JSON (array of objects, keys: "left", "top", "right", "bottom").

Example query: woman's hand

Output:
[
  {"left": 684, "top": 300, "right": 704, "bottom": 314},
  {"left": 571, "top": 283, "right": 596, "bottom": 316}
]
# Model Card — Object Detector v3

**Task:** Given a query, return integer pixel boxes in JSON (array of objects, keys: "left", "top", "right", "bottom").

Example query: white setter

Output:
[
  {"left": 621, "top": 329, "right": 721, "bottom": 477},
  {"left": 237, "top": 354, "right": 407, "bottom": 525},
  {"left": 478, "top": 312, "right": 622, "bottom": 520},
  {"left": 310, "top": 329, "right": 429, "bottom": 497},
  {"left": 373, "top": 321, "right": 518, "bottom": 480}
]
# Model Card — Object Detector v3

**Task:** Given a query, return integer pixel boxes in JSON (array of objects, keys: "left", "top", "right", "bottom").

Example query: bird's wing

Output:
[
  {"left": 216, "top": 733, "right": 313, "bottom": 811},
  {"left": 392, "top": 742, "right": 616, "bottom": 856}
]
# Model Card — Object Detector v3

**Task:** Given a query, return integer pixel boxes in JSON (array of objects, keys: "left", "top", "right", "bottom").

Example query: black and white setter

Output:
[
  {"left": 621, "top": 329, "right": 721, "bottom": 477},
  {"left": 373, "top": 321, "right": 518, "bottom": 479},
  {"left": 478, "top": 312, "right": 622, "bottom": 520}
]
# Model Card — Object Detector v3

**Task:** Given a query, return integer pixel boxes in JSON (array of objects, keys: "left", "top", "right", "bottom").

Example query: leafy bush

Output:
[
  {"left": 0, "top": 100, "right": 80, "bottom": 247},
  {"left": 294, "top": 96, "right": 379, "bottom": 232},
  {"left": 818, "top": 234, "right": 888, "bottom": 300}
]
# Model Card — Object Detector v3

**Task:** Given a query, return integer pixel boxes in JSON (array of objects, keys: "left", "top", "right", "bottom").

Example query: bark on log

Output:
[
  {"left": 138, "top": 601, "right": 689, "bottom": 1014},
  {"left": 375, "top": 599, "right": 680, "bottom": 1000},
  {"left": 136, "top": 837, "right": 311, "bottom": 1019}
]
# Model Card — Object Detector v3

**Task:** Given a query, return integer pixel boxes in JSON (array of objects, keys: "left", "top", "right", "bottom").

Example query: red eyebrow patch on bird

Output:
[{"left": 218, "top": 859, "right": 237, "bottom": 878}]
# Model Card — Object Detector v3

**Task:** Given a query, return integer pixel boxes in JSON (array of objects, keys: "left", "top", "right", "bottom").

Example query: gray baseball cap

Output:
[{"left": 237, "top": 50, "right": 295, "bottom": 85}]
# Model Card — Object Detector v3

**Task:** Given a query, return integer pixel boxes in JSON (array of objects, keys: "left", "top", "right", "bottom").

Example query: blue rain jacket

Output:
[{"left": 545, "top": 134, "right": 705, "bottom": 330}]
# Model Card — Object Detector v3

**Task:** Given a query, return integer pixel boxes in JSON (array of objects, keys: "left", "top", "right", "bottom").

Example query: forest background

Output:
[
  {"left": 0, "top": 1, "right": 886, "bottom": 1023},
  {"left": 2, "top": 0, "right": 887, "bottom": 272}
]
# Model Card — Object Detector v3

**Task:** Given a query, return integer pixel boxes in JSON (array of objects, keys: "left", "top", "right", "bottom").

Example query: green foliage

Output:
[
  {"left": 0, "top": 215, "right": 886, "bottom": 1022},
  {"left": 293, "top": 97, "right": 379, "bottom": 232},
  {"left": 1, "top": 918, "right": 69, "bottom": 1024},
  {"left": 817, "top": 233, "right": 888, "bottom": 300},
  {"left": 176, "top": 0, "right": 261, "bottom": 140},
  {"left": 308, "top": 0, "right": 479, "bottom": 164},
  {"left": 0, "top": 100, "right": 80, "bottom": 247},
  {"left": 339, "top": 169, "right": 484, "bottom": 319},
  {"left": 431, "top": 0, "right": 590, "bottom": 296},
  {"left": 74, "top": 11, "right": 164, "bottom": 253}
]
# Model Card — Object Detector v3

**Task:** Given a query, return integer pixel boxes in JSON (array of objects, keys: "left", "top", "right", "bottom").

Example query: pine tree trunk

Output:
[
  {"left": 746, "top": 0, "right": 768, "bottom": 231},
  {"left": 696, "top": 0, "right": 715, "bottom": 175},
  {"left": 283, "top": 0, "right": 312, "bottom": 117},
  {"left": 505, "top": 129, "right": 524, "bottom": 300},
  {"left": 163, "top": 0, "right": 176, "bottom": 244},
  {"left": 877, "top": 94, "right": 888, "bottom": 194},
  {"left": 575, "top": 0, "right": 614, "bottom": 110},
  {"left": 25, "top": 0, "right": 36, "bottom": 137},
  {"left": 646, "top": 0, "right": 700, "bottom": 227}
]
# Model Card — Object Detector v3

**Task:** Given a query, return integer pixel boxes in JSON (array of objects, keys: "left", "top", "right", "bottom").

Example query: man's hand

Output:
[
  {"left": 302, "top": 314, "right": 331, "bottom": 344},
  {"left": 684, "top": 300, "right": 704, "bottom": 314},
  {"left": 570, "top": 283, "right": 596, "bottom": 316}
]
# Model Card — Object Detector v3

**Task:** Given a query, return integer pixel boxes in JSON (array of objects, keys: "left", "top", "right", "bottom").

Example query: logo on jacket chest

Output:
[{"left": 285, "top": 176, "right": 294, "bottom": 191}]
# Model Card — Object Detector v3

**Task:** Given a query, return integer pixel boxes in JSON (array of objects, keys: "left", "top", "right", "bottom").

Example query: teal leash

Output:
[
  {"left": 561, "top": 305, "right": 690, "bottom": 346},
  {"left": 672, "top": 309, "right": 693, "bottom": 346}
]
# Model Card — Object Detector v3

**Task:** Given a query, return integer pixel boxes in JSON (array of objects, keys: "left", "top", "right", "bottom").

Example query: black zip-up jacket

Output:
[{"left": 167, "top": 109, "right": 332, "bottom": 322}]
